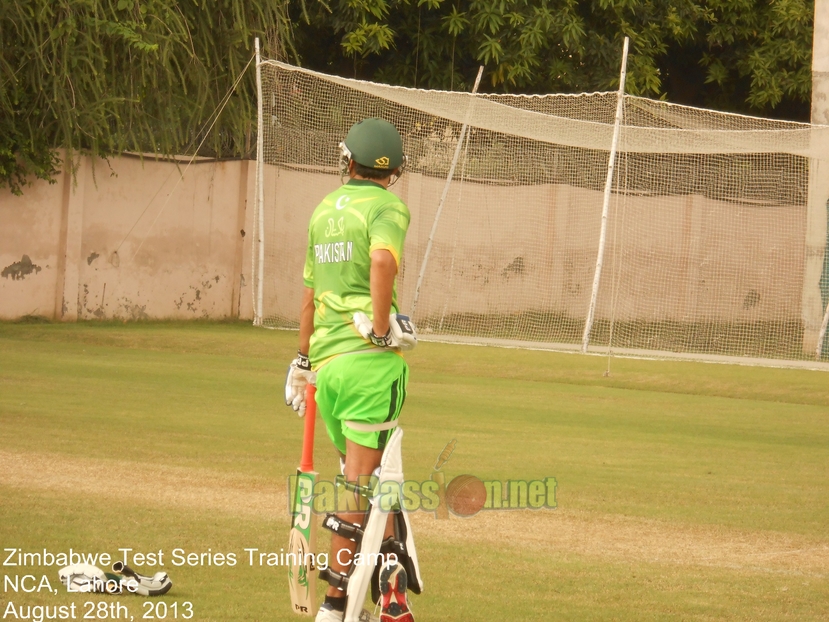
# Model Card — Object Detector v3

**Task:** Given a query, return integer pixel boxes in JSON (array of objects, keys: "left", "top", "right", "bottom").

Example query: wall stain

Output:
[
  {"left": 743, "top": 289, "right": 761, "bottom": 310},
  {"left": 128, "top": 305, "right": 149, "bottom": 320},
  {"left": 176, "top": 278, "right": 220, "bottom": 314},
  {"left": 80, "top": 283, "right": 107, "bottom": 319},
  {"left": 119, "top": 298, "right": 149, "bottom": 320},
  {"left": 94, "top": 283, "right": 107, "bottom": 318},
  {"left": 564, "top": 257, "right": 581, "bottom": 295},
  {"left": 87, "top": 251, "right": 100, "bottom": 265},
  {"left": 501, "top": 256, "right": 525, "bottom": 278},
  {"left": 2, "top": 255, "right": 42, "bottom": 280}
]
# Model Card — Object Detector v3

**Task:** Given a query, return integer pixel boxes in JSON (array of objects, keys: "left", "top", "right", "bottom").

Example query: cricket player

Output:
[{"left": 285, "top": 118, "right": 417, "bottom": 622}]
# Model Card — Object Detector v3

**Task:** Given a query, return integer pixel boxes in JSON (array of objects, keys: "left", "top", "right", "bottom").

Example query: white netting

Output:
[{"left": 255, "top": 60, "right": 829, "bottom": 363}]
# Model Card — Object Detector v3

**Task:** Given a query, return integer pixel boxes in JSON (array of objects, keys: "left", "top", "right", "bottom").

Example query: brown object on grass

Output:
[{"left": 446, "top": 474, "right": 487, "bottom": 517}]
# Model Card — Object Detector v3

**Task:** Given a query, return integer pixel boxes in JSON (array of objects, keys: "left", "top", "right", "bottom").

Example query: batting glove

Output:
[
  {"left": 284, "top": 351, "right": 315, "bottom": 417},
  {"left": 352, "top": 312, "right": 418, "bottom": 352}
]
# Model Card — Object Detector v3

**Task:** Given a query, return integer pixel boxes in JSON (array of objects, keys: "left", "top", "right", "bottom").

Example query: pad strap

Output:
[
  {"left": 319, "top": 567, "right": 349, "bottom": 590},
  {"left": 380, "top": 535, "right": 405, "bottom": 558},
  {"left": 336, "top": 474, "right": 375, "bottom": 499},
  {"left": 322, "top": 513, "right": 364, "bottom": 541}
]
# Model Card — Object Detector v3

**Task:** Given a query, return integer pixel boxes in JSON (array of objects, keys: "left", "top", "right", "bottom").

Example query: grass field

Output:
[{"left": 1, "top": 321, "right": 828, "bottom": 621}]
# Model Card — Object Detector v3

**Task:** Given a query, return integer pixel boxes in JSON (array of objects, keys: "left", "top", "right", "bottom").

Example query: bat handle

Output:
[{"left": 300, "top": 384, "right": 316, "bottom": 473}]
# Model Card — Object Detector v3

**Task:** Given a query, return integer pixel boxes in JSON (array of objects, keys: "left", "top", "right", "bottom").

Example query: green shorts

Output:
[{"left": 315, "top": 351, "right": 408, "bottom": 454}]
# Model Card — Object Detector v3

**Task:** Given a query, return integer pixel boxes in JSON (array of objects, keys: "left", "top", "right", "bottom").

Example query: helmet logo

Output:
[{"left": 374, "top": 156, "right": 390, "bottom": 169}]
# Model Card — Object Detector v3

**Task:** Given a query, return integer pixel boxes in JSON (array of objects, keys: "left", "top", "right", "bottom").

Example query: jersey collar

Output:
[{"left": 347, "top": 178, "right": 385, "bottom": 189}]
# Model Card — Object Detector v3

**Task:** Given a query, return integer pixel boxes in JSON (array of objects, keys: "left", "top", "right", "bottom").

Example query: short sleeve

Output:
[
  {"left": 303, "top": 229, "right": 315, "bottom": 288},
  {"left": 369, "top": 202, "right": 410, "bottom": 266}
]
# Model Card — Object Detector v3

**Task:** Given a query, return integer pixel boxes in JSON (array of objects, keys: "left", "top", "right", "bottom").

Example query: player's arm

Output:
[
  {"left": 370, "top": 249, "right": 397, "bottom": 336},
  {"left": 353, "top": 244, "right": 417, "bottom": 351},
  {"left": 353, "top": 204, "right": 417, "bottom": 350},
  {"left": 285, "top": 239, "right": 316, "bottom": 416},
  {"left": 299, "top": 286, "right": 315, "bottom": 355}
]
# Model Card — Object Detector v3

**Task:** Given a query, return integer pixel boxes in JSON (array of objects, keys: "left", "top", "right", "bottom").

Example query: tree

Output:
[
  {"left": 3, "top": 1, "right": 813, "bottom": 195},
  {"left": 698, "top": 0, "right": 813, "bottom": 114},
  {"left": 293, "top": 0, "right": 812, "bottom": 119},
  {"left": 0, "top": 0, "right": 294, "bottom": 195}
]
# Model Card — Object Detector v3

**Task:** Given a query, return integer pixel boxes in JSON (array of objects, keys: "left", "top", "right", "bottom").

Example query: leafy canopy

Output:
[
  {"left": 1, "top": 0, "right": 815, "bottom": 195},
  {"left": 0, "top": 0, "right": 292, "bottom": 194},
  {"left": 295, "top": 0, "right": 813, "bottom": 117}
]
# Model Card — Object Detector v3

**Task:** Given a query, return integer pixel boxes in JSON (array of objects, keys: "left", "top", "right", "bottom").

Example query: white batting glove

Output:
[
  {"left": 352, "top": 312, "right": 418, "bottom": 352},
  {"left": 284, "top": 351, "right": 316, "bottom": 417},
  {"left": 352, "top": 312, "right": 375, "bottom": 343},
  {"left": 389, "top": 314, "right": 418, "bottom": 351}
]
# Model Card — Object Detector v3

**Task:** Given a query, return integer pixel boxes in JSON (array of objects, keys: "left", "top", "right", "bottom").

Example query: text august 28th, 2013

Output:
[{"left": 2, "top": 547, "right": 302, "bottom": 622}]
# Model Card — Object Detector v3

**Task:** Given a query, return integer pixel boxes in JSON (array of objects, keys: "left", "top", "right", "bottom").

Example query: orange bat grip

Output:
[{"left": 300, "top": 384, "right": 316, "bottom": 473}]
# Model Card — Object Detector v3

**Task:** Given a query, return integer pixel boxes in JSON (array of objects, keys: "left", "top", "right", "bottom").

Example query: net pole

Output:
[
  {"left": 817, "top": 298, "right": 829, "bottom": 359},
  {"left": 581, "top": 37, "right": 629, "bottom": 353},
  {"left": 254, "top": 37, "right": 265, "bottom": 326},
  {"left": 410, "top": 66, "right": 484, "bottom": 316}
]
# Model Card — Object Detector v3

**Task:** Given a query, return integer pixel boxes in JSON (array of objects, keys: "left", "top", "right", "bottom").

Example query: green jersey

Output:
[{"left": 303, "top": 179, "right": 410, "bottom": 368}]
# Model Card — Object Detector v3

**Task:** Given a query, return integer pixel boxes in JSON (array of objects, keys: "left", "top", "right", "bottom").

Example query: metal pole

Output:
[
  {"left": 809, "top": 3, "right": 829, "bottom": 358},
  {"left": 410, "top": 66, "right": 484, "bottom": 317},
  {"left": 581, "top": 37, "right": 629, "bottom": 353},
  {"left": 818, "top": 296, "right": 829, "bottom": 359},
  {"left": 254, "top": 38, "right": 266, "bottom": 326}
]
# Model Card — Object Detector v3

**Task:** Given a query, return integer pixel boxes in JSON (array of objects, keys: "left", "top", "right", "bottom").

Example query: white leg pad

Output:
[
  {"left": 343, "top": 427, "right": 422, "bottom": 622},
  {"left": 396, "top": 500, "right": 423, "bottom": 592}
]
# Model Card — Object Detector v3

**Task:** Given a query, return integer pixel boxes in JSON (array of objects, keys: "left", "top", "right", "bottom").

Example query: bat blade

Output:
[
  {"left": 289, "top": 469, "right": 317, "bottom": 614},
  {"left": 289, "top": 385, "right": 317, "bottom": 616}
]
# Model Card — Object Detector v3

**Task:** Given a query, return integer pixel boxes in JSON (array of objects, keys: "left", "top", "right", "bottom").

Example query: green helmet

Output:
[{"left": 342, "top": 118, "right": 404, "bottom": 170}]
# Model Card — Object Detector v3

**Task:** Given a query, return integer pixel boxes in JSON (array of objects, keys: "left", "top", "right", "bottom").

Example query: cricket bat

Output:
[{"left": 288, "top": 384, "right": 317, "bottom": 615}]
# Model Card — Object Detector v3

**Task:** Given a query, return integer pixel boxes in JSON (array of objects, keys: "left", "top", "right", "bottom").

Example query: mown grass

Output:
[{"left": 1, "top": 321, "right": 827, "bottom": 621}]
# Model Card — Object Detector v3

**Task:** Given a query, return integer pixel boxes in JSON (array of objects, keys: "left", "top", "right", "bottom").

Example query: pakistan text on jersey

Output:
[{"left": 315, "top": 241, "right": 354, "bottom": 264}]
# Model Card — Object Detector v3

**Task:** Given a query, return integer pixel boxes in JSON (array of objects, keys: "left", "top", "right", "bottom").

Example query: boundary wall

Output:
[{"left": 0, "top": 154, "right": 256, "bottom": 321}]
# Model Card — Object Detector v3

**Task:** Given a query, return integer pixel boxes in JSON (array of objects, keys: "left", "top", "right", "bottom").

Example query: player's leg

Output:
[
  {"left": 326, "top": 439, "right": 393, "bottom": 594},
  {"left": 313, "top": 360, "right": 351, "bottom": 620},
  {"left": 334, "top": 433, "right": 417, "bottom": 622},
  {"left": 315, "top": 353, "right": 415, "bottom": 621},
  {"left": 338, "top": 357, "right": 417, "bottom": 621},
  {"left": 363, "top": 428, "right": 417, "bottom": 622},
  {"left": 314, "top": 353, "right": 402, "bottom": 619}
]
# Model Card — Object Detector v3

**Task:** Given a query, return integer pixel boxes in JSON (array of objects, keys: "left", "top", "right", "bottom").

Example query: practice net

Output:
[{"left": 254, "top": 60, "right": 829, "bottom": 364}]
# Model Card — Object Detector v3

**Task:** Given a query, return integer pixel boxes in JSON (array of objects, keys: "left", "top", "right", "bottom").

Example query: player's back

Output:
[{"left": 304, "top": 179, "right": 410, "bottom": 365}]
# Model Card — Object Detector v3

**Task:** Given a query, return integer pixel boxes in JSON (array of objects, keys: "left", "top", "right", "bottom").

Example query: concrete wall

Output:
[
  {"left": 262, "top": 166, "right": 808, "bottom": 327},
  {"left": 0, "top": 154, "right": 255, "bottom": 321},
  {"left": 2, "top": 157, "right": 816, "bottom": 335}
]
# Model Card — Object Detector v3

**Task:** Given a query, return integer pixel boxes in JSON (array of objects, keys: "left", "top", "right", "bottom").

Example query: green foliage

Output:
[
  {"left": 2, "top": 1, "right": 815, "bottom": 195},
  {"left": 0, "top": 0, "right": 293, "bottom": 195},
  {"left": 293, "top": 0, "right": 813, "bottom": 118},
  {"left": 703, "top": 0, "right": 813, "bottom": 109}
]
